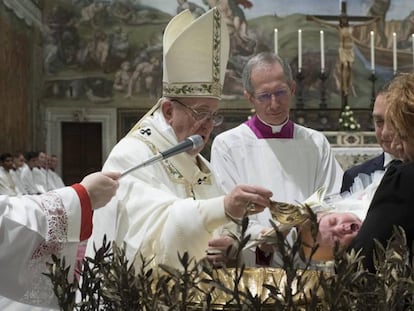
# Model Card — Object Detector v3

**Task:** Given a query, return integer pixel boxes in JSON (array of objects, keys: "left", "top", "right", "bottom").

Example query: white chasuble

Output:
[{"left": 87, "top": 111, "right": 231, "bottom": 270}]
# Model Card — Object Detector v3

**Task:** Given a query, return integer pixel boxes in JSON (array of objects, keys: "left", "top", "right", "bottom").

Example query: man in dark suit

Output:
[{"left": 340, "top": 87, "right": 398, "bottom": 193}]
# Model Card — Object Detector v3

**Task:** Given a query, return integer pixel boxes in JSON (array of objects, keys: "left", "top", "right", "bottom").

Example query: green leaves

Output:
[{"left": 45, "top": 225, "right": 414, "bottom": 310}]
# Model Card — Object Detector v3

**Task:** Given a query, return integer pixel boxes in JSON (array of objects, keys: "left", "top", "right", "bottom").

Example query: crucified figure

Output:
[
  {"left": 307, "top": 2, "right": 377, "bottom": 107},
  {"left": 337, "top": 16, "right": 354, "bottom": 98}
]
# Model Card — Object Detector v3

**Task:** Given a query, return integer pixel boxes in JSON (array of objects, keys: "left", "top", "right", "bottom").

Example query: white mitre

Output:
[
  {"left": 128, "top": 7, "right": 230, "bottom": 135},
  {"left": 162, "top": 7, "right": 230, "bottom": 99}
]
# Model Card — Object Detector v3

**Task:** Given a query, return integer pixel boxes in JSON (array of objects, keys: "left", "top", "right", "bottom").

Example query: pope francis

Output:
[{"left": 86, "top": 8, "right": 273, "bottom": 270}]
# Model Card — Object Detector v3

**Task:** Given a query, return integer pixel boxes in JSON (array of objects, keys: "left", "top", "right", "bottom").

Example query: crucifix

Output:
[{"left": 307, "top": 1, "right": 378, "bottom": 109}]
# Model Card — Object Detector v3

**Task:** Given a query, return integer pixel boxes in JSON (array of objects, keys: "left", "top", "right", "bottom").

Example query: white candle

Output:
[
  {"left": 412, "top": 33, "right": 414, "bottom": 71},
  {"left": 274, "top": 29, "right": 278, "bottom": 55},
  {"left": 298, "top": 29, "right": 302, "bottom": 72},
  {"left": 393, "top": 32, "right": 397, "bottom": 73},
  {"left": 320, "top": 30, "right": 325, "bottom": 72},
  {"left": 370, "top": 31, "right": 375, "bottom": 71},
  {"left": 340, "top": 0, "right": 346, "bottom": 12}
]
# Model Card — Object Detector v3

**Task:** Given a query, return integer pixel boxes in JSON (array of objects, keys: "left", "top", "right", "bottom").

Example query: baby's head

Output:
[
  {"left": 300, "top": 211, "right": 362, "bottom": 261},
  {"left": 316, "top": 211, "right": 362, "bottom": 248}
]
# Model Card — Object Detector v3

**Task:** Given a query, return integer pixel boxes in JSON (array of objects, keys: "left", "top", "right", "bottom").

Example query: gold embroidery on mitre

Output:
[{"left": 163, "top": 8, "right": 223, "bottom": 98}]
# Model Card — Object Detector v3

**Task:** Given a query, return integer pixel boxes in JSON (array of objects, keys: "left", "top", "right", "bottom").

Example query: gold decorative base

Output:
[{"left": 194, "top": 267, "right": 329, "bottom": 308}]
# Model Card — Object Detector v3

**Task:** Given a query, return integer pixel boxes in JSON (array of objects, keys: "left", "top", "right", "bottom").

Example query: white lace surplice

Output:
[{"left": 0, "top": 187, "right": 82, "bottom": 309}]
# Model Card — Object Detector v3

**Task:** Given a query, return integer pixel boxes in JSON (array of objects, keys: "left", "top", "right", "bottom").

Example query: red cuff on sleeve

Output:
[{"left": 71, "top": 183, "right": 93, "bottom": 241}]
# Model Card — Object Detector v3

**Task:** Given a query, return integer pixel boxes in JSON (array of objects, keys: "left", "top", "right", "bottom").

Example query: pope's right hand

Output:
[{"left": 224, "top": 184, "right": 273, "bottom": 218}]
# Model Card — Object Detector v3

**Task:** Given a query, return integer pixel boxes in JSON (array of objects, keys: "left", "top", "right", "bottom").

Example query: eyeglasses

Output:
[
  {"left": 170, "top": 99, "right": 224, "bottom": 127},
  {"left": 254, "top": 89, "right": 289, "bottom": 104}
]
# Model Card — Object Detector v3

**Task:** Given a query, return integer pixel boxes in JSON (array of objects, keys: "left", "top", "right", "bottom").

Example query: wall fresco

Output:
[{"left": 41, "top": 0, "right": 414, "bottom": 111}]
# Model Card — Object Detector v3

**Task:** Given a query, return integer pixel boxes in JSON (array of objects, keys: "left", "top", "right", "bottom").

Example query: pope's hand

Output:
[
  {"left": 224, "top": 184, "right": 272, "bottom": 218},
  {"left": 80, "top": 171, "right": 120, "bottom": 209}
]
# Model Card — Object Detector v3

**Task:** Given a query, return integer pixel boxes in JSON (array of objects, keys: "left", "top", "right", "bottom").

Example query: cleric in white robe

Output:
[
  {"left": 0, "top": 172, "right": 119, "bottom": 309},
  {"left": 47, "top": 169, "right": 65, "bottom": 190},
  {"left": 0, "top": 153, "right": 23, "bottom": 196},
  {"left": 210, "top": 52, "right": 343, "bottom": 266},
  {"left": 86, "top": 8, "right": 273, "bottom": 271},
  {"left": 20, "top": 152, "right": 44, "bottom": 195}
]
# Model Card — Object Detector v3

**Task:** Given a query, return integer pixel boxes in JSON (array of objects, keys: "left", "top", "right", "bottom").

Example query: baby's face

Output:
[{"left": 317, "top": 212, "right": 362, "bottom": 248}]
